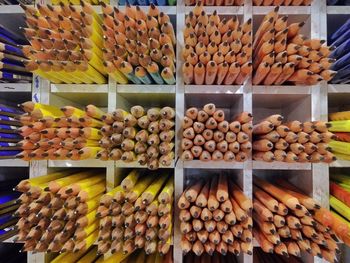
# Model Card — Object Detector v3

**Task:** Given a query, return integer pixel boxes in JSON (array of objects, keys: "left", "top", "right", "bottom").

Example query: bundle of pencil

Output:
[
  {"left": 252, "top": 7, "right": 336, "bottom": 85},
  {"left": 328, "top": 18, "right": 350, "bottom": 83},
  {"left": 50, "top": 246, "right": 102, "bottom": 263},
  {"left": 179, "top": 175, "right": 253, "bottom": 256},
  {"left": 181, "top": 103, "right": 252, "bottom": 162},
  {"left": 118, "top": 0, "right": 176, "bottom": 5},
  {"left": 327, "top": 111, "right": 350, "bottom": 160},
  {"left": 253, "top": 177, "right": 342, "bottom": 262},
  {"left": 185, "top": 0, "right": 244, "bottom": 6},
  {"left": 20, "top": 1, "right": 107, "bottom": 84},
  {"left": 16, "top": 101, "right": 105, "bottom": 161},
  {"left": 329, "top": 174, "right": 350, "bottom": 246},
  {"left": 182, "top": 3, "right": 252, "bottom": 85},
  {"left": 101, "top": 3, "right": 176, "bottom": 84},
  {"left": 0, "top": 101, "right": 24, "bottom": 159},
  {"left": 184, "top": 252, "right": 239, "bottom": 262},
  {"left": 0, "top": 23, "right": 32, "bottom": 83},
  {"left": 13, "top": 169, "right": 105, "bottom": 253},
  {"left": 96, "top": 170, "right": 173, "bottom": 257},
  {"left": 252, "top": 114, "right": 336, "bottom": 163},
  {"left": 254, "top": 247, "right": 302, "bottom": 263},
  {"left": 98, "top": 106, "right": 175, "bottom": 170},
  {"left": 0, "top": 179, "right": 22, "bottom": 241},
  {"left": 51, "top": 0, "right": 106, "bottom": 4},
  {"left": 253, "top": 0, "right": 312, "bottom": 5}
]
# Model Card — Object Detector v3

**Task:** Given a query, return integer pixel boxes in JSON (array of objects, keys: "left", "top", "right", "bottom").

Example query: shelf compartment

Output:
[
  {"left": 252, "top": 86, "right": 313, "bottom": 95},
  {"left": 48, "top": 160, "right": 112, "bottom": 168},
  {"left": 183, "top": 160, "right": 244, "bottom": 169},
  {"left": 253, "top": 93, "right": 311, "bottom": 123},
  {"left": 117, "top": 85, "right": 176, "bottom": 94},
  {"left": 185, "top": 85, "right": 244, "bottom": 94},
  {"left": 253, "top": 161, "right": 311, "bottom": 170}
]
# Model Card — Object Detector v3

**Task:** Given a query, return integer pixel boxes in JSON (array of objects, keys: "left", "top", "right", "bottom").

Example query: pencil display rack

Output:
[{"left": 1, "top": 0, "right": 350, "bottom": 263}]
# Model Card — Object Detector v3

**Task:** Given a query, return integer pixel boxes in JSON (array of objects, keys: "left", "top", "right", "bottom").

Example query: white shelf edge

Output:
[
  {"left": 183, "top": 160, "right": 244, "bottom": 169},
  {"left": 253, "top": 161, "right": 312, "bottom": 170},
  {"left": 185, "top": 85, "right": 243, "bottom": 94},
  {"left": 328, "top": 84, "right": 350, "bottom": 94},
  {"left": 0, "top": 83, "right": 31, "bottom": 93},
  {"left": 48, "top": 160, "right": 112, "bottom": 168},
  {"left": 115, "top": 160, "right": 175, "bottom": 169},
  {"left": 253, "top": 6, "right": 311, "bottom": 15},
  {"left": 329, "top": 160, "right": 350, "bottom": 168},
  {"left": 0, "top": 5, "right": 23, "bottom": 14},
  {"left": 51, "top": 84, "right": 108, "bottom": 93},
  {"left": 0, "top": 159, "right": 29, "bottom": 167},
  {"left": 117, "top": 85, "right": 176, "bottom": 94},
  {"left": 327, "top": 6, "right": 350, "bottom": 14},
  {"left": 3, "top": 235, "right": 21, "bottom": 243},
  {"left": 118, "top": 5, "right": 177, "bottom": 15},
  {"left": 252, "top": 85, "right": 313, "bottom": 95},
  {"left": 185, "top": 6, "right": 244, "bottom": 14}
]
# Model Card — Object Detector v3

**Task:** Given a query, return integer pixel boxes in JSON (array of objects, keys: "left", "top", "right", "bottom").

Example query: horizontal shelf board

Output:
[
  {"left": 3, "top": 235, "right": 21, "bottom": 243},
  {"left": 327, "top": 6, "right": 350, "bottom": 14},
  {"left": 253, "top": 6, "right": 311, "bottom": 15},
  {"left": 185, "top": 85, "right": 243, "bottom": 94},
  {"left": 119, "top": 5, "right": 176, "bottom": 15},
  {"left": 328, "top": 84, "right": 350, "bottom": 94},
  {"left": 185, "top": 6, "right": 244, "bottom": 14},
  {"left": 329, "top": 160, "right": 350, "bottom": 168},
  {"left": 117, "top": 85, "right": 175, "bottom": 94},
  {"left": 0, "top": 159, "right": 29, "bottom": 167},
  {"left": 183, "top": 160, "right": 244, "bottom": 169},
  {"left": 0, "top": 83, "right": 31, "bottom": 93},
  {"left": 48, "top": 160, "right": 111, "bottom": 168},
  {"left": 115, "top": 160, "right": 175, "bottom": 169},
  {"left": 253, "top": 161, "right": 312, "bottom": 170},
  {"left": 0, "top": 5, "right": 23, "bottom": 14},
  {"left": 51, "top": 84, "right": 108, "bottom": 93},
  {"left": 252, "top": 85, "right": 312, "bottom": 94}
]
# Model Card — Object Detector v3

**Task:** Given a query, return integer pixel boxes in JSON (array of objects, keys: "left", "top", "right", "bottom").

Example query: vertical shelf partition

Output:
[{"left": 0, "top": 0, "right": 348, "bottom": 262}]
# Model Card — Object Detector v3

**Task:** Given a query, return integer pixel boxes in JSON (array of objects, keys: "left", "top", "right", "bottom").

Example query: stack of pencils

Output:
[
  {"left": 252, "top": 114, "right": 336, "bottom": 163},
  {"left": 119, "top": 0, "right": 177, "bottom": 5},
  {"left": 101, "top": 4, "right": 176, "bottom": 84},
  {"left": 16, "top": 101, "right": 105, "bottom": 161},
  {"left": 327, "top": 111, "right": 350, "bottom": 160},
  {"left": 0, "top": 101, "right": 24, "bottom": 159},
  {"left": 254, "top": 248, "right": 302, "bottom": 263},
  {"left": 182, "top": 3, "right": 252, "bottom": 85},
  {"left": 184, "top": 252, "right": 239, "bottom": 262},
  {"left": 51, "top": 0, "right": 104, "bottom": 4},
  {"left": 21, "top": 1, "right": 107, "bottom": 84},
  {"left": 98, "top": 106, "right": 175, "bottom": 170},
  {"left": 0, "top": 24, "right": 32, "bottom": 83},
  {"left": 14, "top": 169, "right": 105, "bottom": 253},
  {"left": 0, "top": 179, "right": 21, "bottom": 241},
  {"left": 51, "top": 246, "right": 102, "bottom": 263},
  {"left": 185, "top": 0, "right": 243, "bottom": 5},
  {"left": 253, "top": 0, "right": 312, "bottom": 5},
  {"left": 252, "top": 7, "right": 336, "bottom": 85},
  {"left": 329, "top": 174, "right": 350, "bottom": 247},
  {"left": 179, "top": 175, "right": 253, "bottom": 256},
  {"left": 96, "top": 170, "right": 173, "bottom": 257},
  {"left": 328, "top": 19, "right": 350, "bottom": 83},
  {"left": 181, "top": 103, "right": 252, "bottom": 162},
  {"left": 253, "top": 177, "right": 341, "bottom": 262}
]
